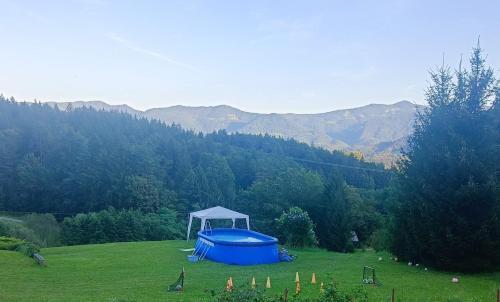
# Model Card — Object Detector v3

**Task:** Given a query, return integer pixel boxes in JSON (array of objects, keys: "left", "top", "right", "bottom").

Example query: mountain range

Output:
[{"left": 46, "top": 100, "right": 423, "bottom": 165}]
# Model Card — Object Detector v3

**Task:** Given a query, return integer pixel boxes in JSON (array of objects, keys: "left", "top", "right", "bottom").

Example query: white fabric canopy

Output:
[{"left": 186, "top": 206, "right": 250, "bottom": 241}]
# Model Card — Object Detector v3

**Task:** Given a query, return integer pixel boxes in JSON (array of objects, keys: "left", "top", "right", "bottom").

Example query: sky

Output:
[{"left": 1, "top": 0, "right": 499, "bottom": 113}]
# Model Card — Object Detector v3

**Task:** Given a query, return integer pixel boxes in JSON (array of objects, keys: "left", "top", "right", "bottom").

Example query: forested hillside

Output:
[
  {"left": 0, "top": 97, "right": 391, "bottom": 249},
  {"left": 48, "top": 100, "right": 421, "bottom": 165}
]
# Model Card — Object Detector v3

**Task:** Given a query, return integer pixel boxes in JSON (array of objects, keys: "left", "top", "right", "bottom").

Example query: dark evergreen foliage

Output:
[
  {"left": 392, "top": 45, "right": 500, "bottom": 272},
  {"left": 311, "top": 173, "right": 354, "bottom": 252},
  {"left": 61, "top": 207, "right": 182, "bottom": 245}
]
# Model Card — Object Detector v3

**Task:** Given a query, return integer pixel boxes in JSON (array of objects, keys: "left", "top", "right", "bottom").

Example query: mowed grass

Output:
[{"left": 0, "top": 241, "right": 498, "bottom": 302}]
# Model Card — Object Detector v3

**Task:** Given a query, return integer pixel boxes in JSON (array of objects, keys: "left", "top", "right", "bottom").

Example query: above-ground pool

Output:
[{"left": 194, "top": 228, "right": 279, "bottom": 265}]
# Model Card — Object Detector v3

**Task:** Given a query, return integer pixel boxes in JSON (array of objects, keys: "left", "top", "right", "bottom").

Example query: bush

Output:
[
  {"left": 61, "top": 207, "right": 184, "bottom": 245},
  {"left": 276, "top": 207, "right": 318, "bottom": 248},
  {"left": 320, "top": 282, "right": 368, "bottom": 302},
  {"left": 0, "top": 219, "right": 43, "bottom": 246},
  {"left": 142, "top": 208, "right": 184, "bottom": 241},
  {"left": 207, "top": 282, "right": 368, "bottom": 302},
  {"left": 0, "top": 236, "right": 25, "bottom": 250},
  {"left": 0, "top": 236, "right": 41, "bottom": 260},
  {"left": 15, "top": 242, "right": 40, "bottom": 257},
  {"left": 208, "top": 285, "right": 272, "bottom": 302}
]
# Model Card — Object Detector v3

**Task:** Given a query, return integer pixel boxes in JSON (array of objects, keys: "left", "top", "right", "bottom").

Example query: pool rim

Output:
[{"left": 197, "top": 228, "right": 278, "bottom": 247}]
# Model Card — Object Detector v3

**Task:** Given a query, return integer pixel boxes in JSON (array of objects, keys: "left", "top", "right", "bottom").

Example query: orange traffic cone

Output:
[
  {"left": 295, "top": 272, "right": 300, "bottom": 282},
  {"left": 266, "top": 276, "right": 271, "bottom": 288},
  {"left": 311, "top": 272, "right": 316, "bottom": 284},
  {"left": 251, "top": 277, "right": 256, "bottom": 289},
  {"left": 295, "top": 281, "right": 301, "bottom": 294}
]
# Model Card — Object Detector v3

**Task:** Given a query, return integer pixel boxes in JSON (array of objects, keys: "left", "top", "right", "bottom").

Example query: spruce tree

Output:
[
  {"left": 313, "top": 173, "right": 353, "bottom": 252},
  {"left": 392, "top": 44, "right": 500, "bottom": 272}
]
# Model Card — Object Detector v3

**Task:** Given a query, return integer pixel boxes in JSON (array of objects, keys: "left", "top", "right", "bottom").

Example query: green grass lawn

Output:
[{"left": 0, "top": 241, "right": 498, "bottom": 302}]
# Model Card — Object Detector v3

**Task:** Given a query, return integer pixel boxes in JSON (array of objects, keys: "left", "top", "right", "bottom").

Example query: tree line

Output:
[{"left": 0, "top": 96, "right": 389, "bottom": 250}]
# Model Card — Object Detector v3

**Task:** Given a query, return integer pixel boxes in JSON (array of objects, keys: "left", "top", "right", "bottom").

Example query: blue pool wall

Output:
[{"left": 195, "top": 228, "right": 279, "bottom": 265}]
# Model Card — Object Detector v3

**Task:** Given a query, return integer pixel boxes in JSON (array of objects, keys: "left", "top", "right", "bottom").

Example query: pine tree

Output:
[
  {"left": 313, "top": 173, "right": 353, "bottom": 252},
  {"left": 392, "top": 44, "right": 500, "bottom": 272}
]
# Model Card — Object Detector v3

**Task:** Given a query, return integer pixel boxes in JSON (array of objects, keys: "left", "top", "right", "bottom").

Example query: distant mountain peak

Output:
[{"left": 393, "top": 100, "right": 419, "bottom": 107}]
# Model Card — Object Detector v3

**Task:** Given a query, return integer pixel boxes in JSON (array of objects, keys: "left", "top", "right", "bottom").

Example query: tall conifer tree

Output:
[{"left": 392, "top": 44, "right": 500, "bottom": 272}]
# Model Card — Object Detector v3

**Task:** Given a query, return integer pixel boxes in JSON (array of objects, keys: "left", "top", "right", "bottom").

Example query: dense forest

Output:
[{"left": 0, "top": 96, "right": 391, "bottom": 250}]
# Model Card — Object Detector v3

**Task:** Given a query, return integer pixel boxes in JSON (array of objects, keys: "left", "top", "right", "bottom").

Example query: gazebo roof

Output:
[
  {"left": 190, "top": 206, "right": 248, "bottom": 219},
  {"left": 186, "top": 206, "right": 250, "bottom": 240}
]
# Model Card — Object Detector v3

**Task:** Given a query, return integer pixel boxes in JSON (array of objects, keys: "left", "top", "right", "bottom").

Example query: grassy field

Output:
[{"left": 0, "top": 241, "right": 498, "bottom": 302}]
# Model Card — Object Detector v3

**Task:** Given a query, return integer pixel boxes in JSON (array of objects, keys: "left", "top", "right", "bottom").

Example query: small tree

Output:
[
  {"left": 312, "top": 173, "right": 354, "bottom": 253},
  {"left": 276, "top": 207, "right": 318, "bottom": 248},
  {"left": 23, "top": 213, "right": 61, "bottom": 247}
]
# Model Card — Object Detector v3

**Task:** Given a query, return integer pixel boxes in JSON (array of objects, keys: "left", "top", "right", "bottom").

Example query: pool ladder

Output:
[
  {"left": 205, "top": 220, "right": 213, "bottom": 236},
  {"left": 191, "top": 221, "right": 213, "bottom": 261}
]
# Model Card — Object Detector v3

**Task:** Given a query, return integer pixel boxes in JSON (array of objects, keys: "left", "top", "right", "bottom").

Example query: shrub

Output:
[
  {"left": 347, "top": 285, "right": 368, "bottom": 302},
  {"left": 0, "top": 236, "right": 41, "bottom": 259},
  {"left": 142, "top": 208, "right": 184, "bottom": 241},
  {"left": 208, "top": 285, "right": 272, "bottom": 302},
  {"left": 276, "top": 207, "right": 318, "bottom": 248},
  {"left": 0, "top": 227, "right": 43, "bottom": 264},
  {"left": 207, "top": 282, "right": 369, "bottom": 302},
  {"left": 319, "top": 282, "right": 368, "bottom": 302},
  {"left": 0, "top": 219, "right": 43, "bottom": 246},
  {"left": 15, "top": 242, "right": 40, "bottom": 257},
  {"left": 61, "top": 207, "right": 184, "bottom": 245},
  {"left": 0, "top": 236, "right": 25, "bottom": 250}
]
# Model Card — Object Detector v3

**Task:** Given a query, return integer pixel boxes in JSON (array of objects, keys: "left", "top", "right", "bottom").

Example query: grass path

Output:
[{"left": 0, "top": 241, "right": 498, "bottom": 301}]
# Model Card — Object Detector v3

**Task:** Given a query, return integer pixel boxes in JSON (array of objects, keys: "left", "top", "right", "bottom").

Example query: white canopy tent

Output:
[{"left": 186, "top": 206, "right": 250, "bottom": 241}]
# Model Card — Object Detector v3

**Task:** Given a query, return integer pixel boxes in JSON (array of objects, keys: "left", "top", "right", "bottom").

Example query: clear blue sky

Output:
[{"left": 1, "top": 0, "right": 499, "bottom": 113}]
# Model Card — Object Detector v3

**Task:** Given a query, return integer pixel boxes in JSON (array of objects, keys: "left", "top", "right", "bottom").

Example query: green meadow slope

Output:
[{"left": 0, "top": 241, "right": 498, "bottom": 302}]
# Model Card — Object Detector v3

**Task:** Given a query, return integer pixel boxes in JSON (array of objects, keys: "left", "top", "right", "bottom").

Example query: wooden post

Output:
[{"left": 391, "top": 288, "right": 395, "bottom": 302}]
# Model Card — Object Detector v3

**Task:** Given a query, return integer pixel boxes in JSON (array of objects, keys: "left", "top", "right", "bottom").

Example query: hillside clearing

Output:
[{"left": 0, "top": 241, "right": 498, "bottom": 301}]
